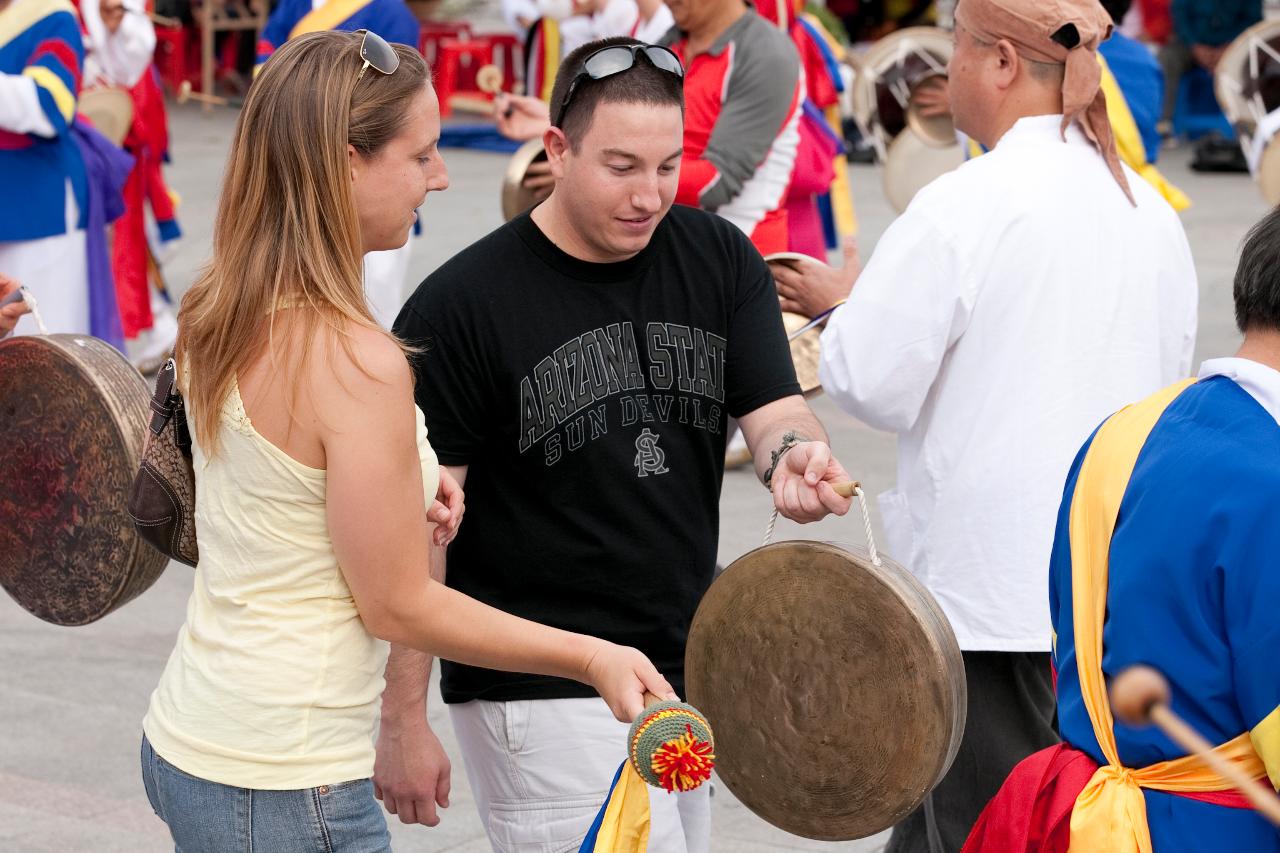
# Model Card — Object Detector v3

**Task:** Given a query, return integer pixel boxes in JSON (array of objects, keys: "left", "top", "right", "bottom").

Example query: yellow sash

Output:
[
  {"left": 1066, "top": 379, "right": 1269, "bottom": 853},
  {"left": 288, "top": 0, "right": 377, "bottom": 41},
  {"left": 1098, "top": 55, "right": 1191, "bottom": 213}
]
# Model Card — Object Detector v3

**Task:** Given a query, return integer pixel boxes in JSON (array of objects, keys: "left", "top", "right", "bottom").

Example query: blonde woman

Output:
[{"left": 139, "top": 30, "right": 673, "bottom": 852}]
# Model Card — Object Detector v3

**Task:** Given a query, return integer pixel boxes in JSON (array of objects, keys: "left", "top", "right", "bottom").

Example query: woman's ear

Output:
[{"left": 347, "top": 143, "right": 360, "bottom": 183}]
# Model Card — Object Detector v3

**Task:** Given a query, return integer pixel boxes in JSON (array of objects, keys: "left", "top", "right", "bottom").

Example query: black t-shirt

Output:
[{"left": 393, "top": 204, "right": 800, "bottom": 703}]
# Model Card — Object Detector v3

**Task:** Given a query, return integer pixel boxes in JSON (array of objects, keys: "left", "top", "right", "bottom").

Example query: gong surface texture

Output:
[
  {"left": 0, "top": 334, "right": 168, "bottom": 625},
  {"left": 686, "top": 541, "right": 966, "bottom": 841}
]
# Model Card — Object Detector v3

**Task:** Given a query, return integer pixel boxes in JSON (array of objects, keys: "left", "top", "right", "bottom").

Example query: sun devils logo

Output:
[{"left": 633, "top": 428, "right": 669, "bottom": 478}]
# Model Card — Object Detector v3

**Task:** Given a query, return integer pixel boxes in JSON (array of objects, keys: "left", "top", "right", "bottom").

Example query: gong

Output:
[
  {"left": 782, "top": 311, "right": 822, "bottom": 397},
  {"left": 501, "top": 138, "right": 550, "bottom": 221},
  {"left": 0, "top": 334, "right": 169, "bottom": 625},
  {"left": 685, "top": 540, "right": 966, "bottom": 841}
]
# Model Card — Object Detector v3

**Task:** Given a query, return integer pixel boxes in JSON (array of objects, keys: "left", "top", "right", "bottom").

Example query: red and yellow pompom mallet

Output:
[
  {"left": 628, "top": 694, "right": 716, "bottom": 793},
  {"left": 579, "top": 695, "right": 715, "bottom": 852}
]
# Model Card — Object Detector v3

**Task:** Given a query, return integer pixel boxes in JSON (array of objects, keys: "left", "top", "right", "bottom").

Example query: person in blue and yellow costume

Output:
[
  {"left": 255, "top": 0, "right": 418, "bottom": 69},
  {"left": 964, "top": 206, "right": 1280, "bottom": 853},
  {"left": 0, "top": 0, "right": 88, "bottom": 335}
]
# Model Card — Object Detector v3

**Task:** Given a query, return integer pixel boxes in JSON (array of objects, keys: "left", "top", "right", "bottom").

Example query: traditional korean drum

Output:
[
  {"left": 850, "top": 27, "right": 963, "bottom": 213},
  {"left": 79, "top": 87, "right": 134, "bottom": 148},
  {"left": 1216, "top": 20, "right": 1280, "bottom": 204}
]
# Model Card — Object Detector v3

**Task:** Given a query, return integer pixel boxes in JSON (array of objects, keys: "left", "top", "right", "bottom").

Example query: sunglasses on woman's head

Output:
[
  {"left": 554, "top": 44, "right": 684, "bottom": 128},
  {"left": 356, "top": 30, "right": 399, "bottom": 80}
]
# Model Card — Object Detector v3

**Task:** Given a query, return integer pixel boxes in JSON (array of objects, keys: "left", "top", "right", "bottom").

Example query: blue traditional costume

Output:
[
  {"left": 255, "top": 0, "right": 419, "bottom": 68},
  {"left": 966, "top": 365, "right": 1280, "bottom": 852},
  {"left": 0, "top": 0, "right": 89, "bottom": 334}
]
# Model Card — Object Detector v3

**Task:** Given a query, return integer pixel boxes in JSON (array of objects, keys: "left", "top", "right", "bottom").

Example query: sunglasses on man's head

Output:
[
  {"left": 554, "top": 44, "right": 685, "bottom": 128},
  {"left": 356, "top": 30, "right": 399, "bottom": 80}
]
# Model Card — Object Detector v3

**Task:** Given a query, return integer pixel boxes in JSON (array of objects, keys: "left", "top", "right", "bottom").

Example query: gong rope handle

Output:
[
  {"left": 1111, "top": 666, "right": 1280, "bottom": 827},
  {"left": 831, "top": 481, "right": 861, "bottom": 498}
]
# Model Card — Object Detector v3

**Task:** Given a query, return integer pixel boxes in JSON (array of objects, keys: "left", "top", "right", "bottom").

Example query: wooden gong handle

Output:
[
  {"left": 1111, "top": 666, "right": 1280, "bottom": 827},
  {"left": 831, "top": 481, "right": 861, "bottom": 498}
]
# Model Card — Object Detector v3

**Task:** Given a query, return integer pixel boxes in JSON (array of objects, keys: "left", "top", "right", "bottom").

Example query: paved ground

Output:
[{"left": 0, "top": 100, "right": 1269, "bottom": 852}]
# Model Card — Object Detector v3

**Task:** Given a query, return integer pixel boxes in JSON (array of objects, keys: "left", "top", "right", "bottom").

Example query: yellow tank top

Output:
[{"left": 143, "top": 377, "right": 440, "bottom": 790}]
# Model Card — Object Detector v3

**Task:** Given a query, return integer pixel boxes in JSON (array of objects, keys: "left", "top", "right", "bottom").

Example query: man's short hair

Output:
[
  {"left": 1100, "top": 0, "right": 1132, "bottom": 25},
  {"left": 549, "top": 36, "right": 685, "bottom": 149},
  {"left": 1234, "top": 206, "right": 1280, "bottom": 333}
]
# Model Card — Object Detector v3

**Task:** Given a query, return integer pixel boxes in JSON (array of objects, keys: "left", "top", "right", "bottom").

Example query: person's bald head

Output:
[
  {"left": 947, "top": 19, "right": 1066, "bottom": 149},
  {"left": 949, "top": 0, "right": 1133, "bottom": 203}
]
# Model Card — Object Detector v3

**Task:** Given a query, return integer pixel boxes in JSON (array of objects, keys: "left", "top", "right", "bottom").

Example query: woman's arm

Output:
[{"left": 316, "top": 327, "right": 673, "bottom": 722}]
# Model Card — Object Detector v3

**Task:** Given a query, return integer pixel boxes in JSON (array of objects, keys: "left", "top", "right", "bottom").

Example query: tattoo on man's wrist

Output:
[{"left": 762, "top": 430, "right": 810, "bottom": 489}]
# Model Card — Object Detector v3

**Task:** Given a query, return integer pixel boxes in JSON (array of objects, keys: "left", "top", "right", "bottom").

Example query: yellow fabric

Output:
[
  {"left": 144, "top": 377, "right": 440, "bottom": 789},
  {"left": 0, "top": 0, "right": 76, "bottom": 49},
  {"left": 825, "top": 104, "right": 858, "bottom": 238},
  {"left": 1253, "top": 704, "right": 1280, "bottom": 790},
  {"left": 1066, "top": 379, "right": 1269, "bottom": 853},
  {"left": 539, "top": 18, "right": 560, "bottom": 104},
  {"left": 593, "top": 764, "right": 651, "bottom": 852},
  {"left": 288, "top": 0, "right": 376, "bottom": 40},
  {"left": 23, "top": 66, "right": 75, "bottom": 122},
  {"left": 1098, "top": 56, "right": 1190, "bottom": 212}
]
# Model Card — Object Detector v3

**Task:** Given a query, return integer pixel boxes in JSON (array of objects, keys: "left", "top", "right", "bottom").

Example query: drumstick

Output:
[
  {"left": 177, "top": 80, "right": 228, "bottom": 107},
  {"left": 149, "top": 11, "right": 180, "bottom": 27},
  {"left": 1111, "top": 666, "right": 1280, "bottom": 826},
  {"left": 787, "top": 303, "right": 842, "bottom": 341}
]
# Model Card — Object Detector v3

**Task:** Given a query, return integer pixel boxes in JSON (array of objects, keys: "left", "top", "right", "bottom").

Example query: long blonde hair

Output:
[{"left": 175, "top": 30, "right": 430, "bottom": 453}]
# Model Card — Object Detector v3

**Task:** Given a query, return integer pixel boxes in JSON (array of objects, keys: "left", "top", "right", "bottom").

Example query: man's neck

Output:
[
  {"left": 981, "top": 89, "right": 1065, "bottom": 150},
  {"left": 530, "top": 192, "right": 637, "bottom": 265},
  {"left": 1235, "top": 329, "right": 1280, "bottom": 375},
  {"left": 685, "top": 1, "right": 746, "bottom": 55}
]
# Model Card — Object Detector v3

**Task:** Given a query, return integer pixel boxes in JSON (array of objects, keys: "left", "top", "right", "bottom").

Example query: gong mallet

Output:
[
  {"left": 1110, "top": 665, "right": 1280, "bottom": 826},
  {"left": 177, "top": 80, "right": 228, "bottom": 107},
  {"left": 630, "top": 693, "right": 716, "bottom": 793}
]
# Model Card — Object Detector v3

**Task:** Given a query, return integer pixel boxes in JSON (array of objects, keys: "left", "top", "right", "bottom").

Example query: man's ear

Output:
[
  {"left": 543, "top": 126, "right": 571, "bottom": 178},
  {"left": 993, "top": 39, "right": 1021, "bottom": 90}
]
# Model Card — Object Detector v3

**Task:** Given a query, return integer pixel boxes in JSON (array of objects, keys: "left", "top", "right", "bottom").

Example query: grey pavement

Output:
[{"left": 0, "top": 101, "right": 1268, "bottom": 853}]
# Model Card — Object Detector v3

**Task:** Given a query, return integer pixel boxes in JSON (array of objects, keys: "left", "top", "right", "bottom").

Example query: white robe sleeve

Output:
[
  {"left": 0, "top": 73, "right": 57, "bottom": 137},
  {"left": 818, "top": 204, "right": 972, "bottom": 433}
]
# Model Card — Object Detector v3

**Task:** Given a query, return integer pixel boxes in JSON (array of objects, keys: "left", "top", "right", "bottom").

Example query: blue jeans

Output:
[{"left": 141, "top": 736, "right": 392, "bottom": 852}]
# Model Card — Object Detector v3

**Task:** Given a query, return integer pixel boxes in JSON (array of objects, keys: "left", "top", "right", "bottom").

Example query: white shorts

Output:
[{"left": 449, "top": 697, "right": 711, "bottom": 853}]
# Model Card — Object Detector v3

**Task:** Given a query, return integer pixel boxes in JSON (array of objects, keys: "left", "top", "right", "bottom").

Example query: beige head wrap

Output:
[{"left": 954, "top": 0, "right": 1135, "bottom": 205}]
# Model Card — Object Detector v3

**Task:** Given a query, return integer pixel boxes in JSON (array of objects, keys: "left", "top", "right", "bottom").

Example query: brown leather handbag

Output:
[{"left": 128, "top": 358, "right": 199, "bottom": 566}]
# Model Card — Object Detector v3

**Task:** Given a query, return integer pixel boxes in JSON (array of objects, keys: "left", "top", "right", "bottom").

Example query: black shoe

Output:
[{"left": 1190, "top": 133, "right": 1249, "bottom": 173}]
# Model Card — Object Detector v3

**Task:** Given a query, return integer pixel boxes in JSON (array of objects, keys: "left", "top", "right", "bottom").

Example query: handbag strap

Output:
[{"left": 148, "top": 358, "right": 193, "bottom": 455}]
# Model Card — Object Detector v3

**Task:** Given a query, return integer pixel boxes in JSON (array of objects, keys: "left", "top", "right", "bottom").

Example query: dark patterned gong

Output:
[
  {"left": 0, "top": 334, "right": 169, "bottom": 625},
  {"left": 685, "top": 541, "right": 966, "bottom": 841}
]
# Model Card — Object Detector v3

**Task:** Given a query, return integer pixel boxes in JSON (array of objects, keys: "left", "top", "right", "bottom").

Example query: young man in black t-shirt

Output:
[{"left": 378, "top": 37, "right": 853, "bottom": 851}]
